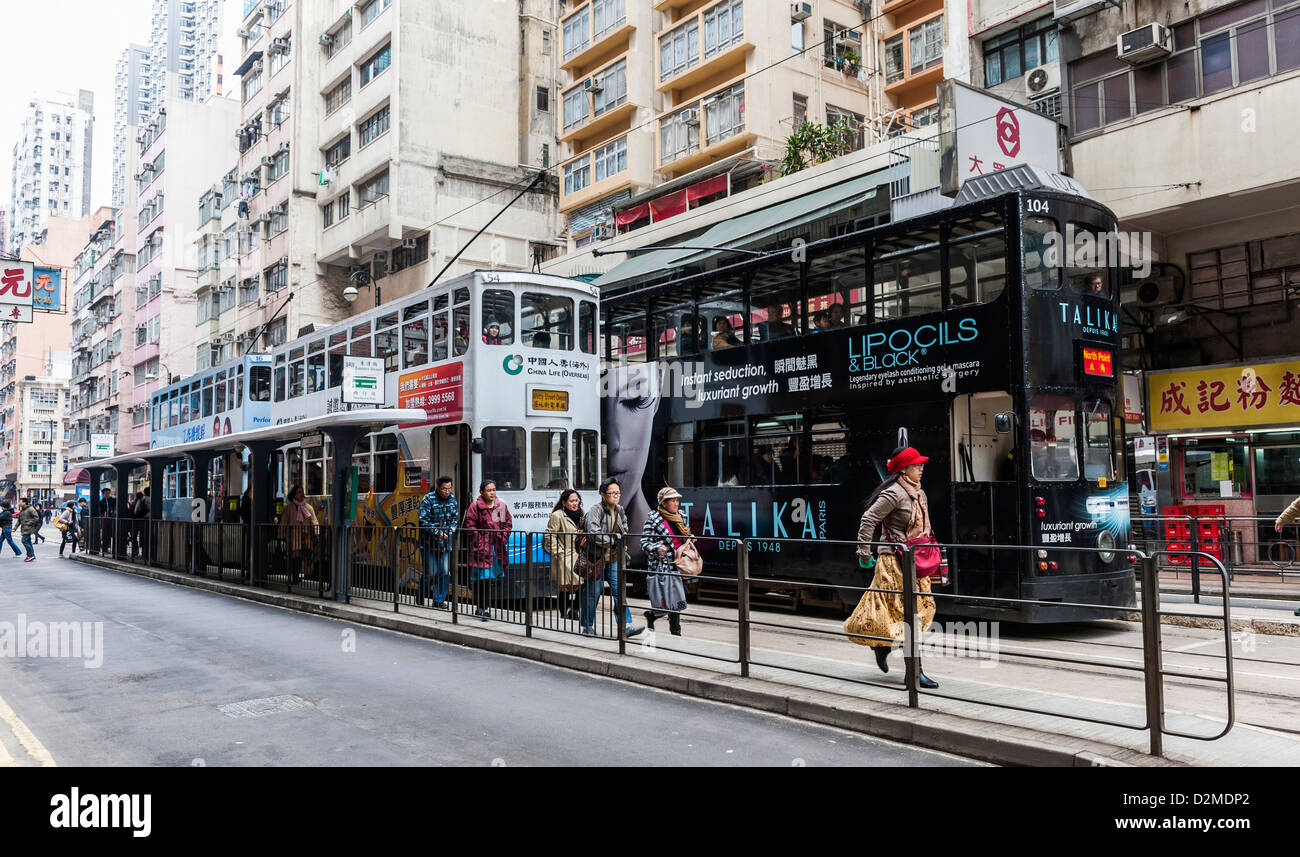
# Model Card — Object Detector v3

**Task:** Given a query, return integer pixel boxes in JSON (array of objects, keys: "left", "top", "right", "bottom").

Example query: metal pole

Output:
[
  {"left": 391, "top": 526, "right": 399, "bottom": 613},
  {"left": 450, "top": 528, "right": 459, "bottom": 625},
  {"left": 901, "top": 548, "right": 919, "bottom": 709},
  {"left": 1189, "top": 519, "right": 1201, "bottom": 604},
  {"left": 1140, "top": 556, "right": 1165, "bottom": 757},
  {"left": 525, "top": 533, "right": 533, "bottom": 639},
  {"left": 617, "top": 535, "right": 627, "bottom": 656},
  {"left": 738, "top": 539, "right": 751, "bottom": 678}
]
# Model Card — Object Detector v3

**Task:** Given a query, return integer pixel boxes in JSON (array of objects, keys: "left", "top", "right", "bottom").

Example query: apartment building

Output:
[
  {"left": 7, "top": 91, "right": 95, "bottom": 254},
  {"left": 13, "top": 372, "right": 73, "bottom": 504},
  {"left": 132, "top": 95, "right": 239, "bottom": 450},
  {"left": 114, "top": 46, "right": 153, "bottom": 209},
  {"left": 877, "top": 0, "right": 946, "bottom": 131},
  {"left": 0, "top": 209, "right": 107, "bottom": 497},
  {"left": 68, "top": 208, "right": 141, "bottom": 464},
  {"left": 554, "top": 0, "right": 887, "bottom": 250},
  {"left": 221, "top": 0, "right": 562, "bottom": 353}
]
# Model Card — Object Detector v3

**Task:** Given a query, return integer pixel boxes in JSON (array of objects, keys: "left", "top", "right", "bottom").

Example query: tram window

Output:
[
  {"left": 1112, "top": 415, "right": 1126, "bottom": 487},
  {"left": 1029, "top": 393, "right": 1079, "bottom": 481},
  {"left": 307, "top": 352, "right": 326, "bottom": 393},
  {"left": 666, "top": 423, "right": 697, "bottom": 488},
  {"left": 377, "top": 312, "right": 398, "bottom": 331},
  {"left": 482, "top": 289, "right": 515, "bottom": 345},
  {"left": 236, "top": 368, "right": 244, "bottom": 408},
  {"left": 700, "top": 418, "right": 746, "bottom": 486},
  {"left": 328, "top": 348, "right": 345, "bottom": 388},
  {"left": 609, "top": 309, "right": 648, "bottom": 363},
  {"left": 699, "top": 277, "right": 745, "bottom": 351},
  {"left": 179, "top": 385, "right": 191, "bottom": 423},
  {"left": 579, "top": 300, "right": 597, "bottom": 355},
  {"left": 330, "top": 331, "right": 347, "bottom": 351},
  {"left": 750, "top": 258, "right": 802, "bottom": 341},
  {"left": 191, "top": 385, "right": 202, "bottom": 420},
  {"left": 431, "top": 312, "right": 449, "bottom": 362},
  {"left": 289, "top": 361, "right": 305, "bottom": 398},
  {"left": 454, "top": 286, "right": 470, "bottom": 305},
  {"left": 875, "top": 244, "right": 942, "bottom": 320},
  {"left": 251, "top": 364, "right": 271, "bottom": 401},
  {"left": 810, "top": 412, "right": 850, "bottom": 484},
  {"left": 1024, "top": 216, "right": 1060, "bottom": 290},
  {"left": 402, "top": 318, "right": 429, "bottom": 368},
  {"left": 433, "top": 293, "right": 449, "bottom": 312},
  {"left": 376, "top": 328, "right": 399, "bottom": 373},
  {"left": 807, "top": 244, "right": 864, "bottom": 327},
  {"left": 373, "top": 434, "right": 398, "bottom": 493},
  {"left": 350, "top": 321, "right": 372, "bottom": 357},
  {"left": 169, "top": 395, "right": 179, "bottom": 427},
  {"left": 574, "top": 429, "right": 599, "bottom": 490},
  {"left": 530, "top": 429, "right": 569, "bottom": 490},
  {"left": 353, "top": 436, "right": 372, "bottom": 493},
  {"left": 273, "top": 363, "right": 285, "bottom": 402},
  {"left": 652, "top": 305, "right": 693, "bottom": 358},
  {"left": 453, "top": 306, "right": 470, "bottom": 357},
  {"left": 948, "top": 214, "right": 1007, "bottom": 306},
  {"left": 304, "top": 445, "right": 325, "bottom": 497},
  {"left": 215, "top": 371, "right": 228, "bottom": 412},
  {"left": 521, "top": 293, "right": 573, "bottom": 350},
  {"left": 202, "top": 381, "right": 213, "bottom": 417},
  {"left": 1067, "top": 222, "right": 1111, "bottom": 297},
  {"left": 482, "top": 426, "right": 525, "bottom": 491},
  {"left": 751, "top": 414, "right": 803, "bottom": 485},
  {"left": 403, "top": 300, "right": 428, "bottom": 321}
]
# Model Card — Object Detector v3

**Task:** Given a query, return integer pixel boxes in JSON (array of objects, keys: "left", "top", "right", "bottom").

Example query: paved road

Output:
[{"left": 0, "top": 552, "right": 977, "bottom": 767}]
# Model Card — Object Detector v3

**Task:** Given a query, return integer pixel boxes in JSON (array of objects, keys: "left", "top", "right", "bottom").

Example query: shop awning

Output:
[{"left": 63, "top": 468, "right": 90, "bottom": 486}]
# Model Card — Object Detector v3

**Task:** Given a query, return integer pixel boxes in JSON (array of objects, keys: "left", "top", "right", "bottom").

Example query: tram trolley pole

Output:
[
  {"left": 738, "top": 539, "right": 751, "bottom": 678},
  {"left": 1139, "top": 555, "right": 1165, "bottom": 757},
  {"left": 902, "top": 547, "right": 920, "bottom": 709}
]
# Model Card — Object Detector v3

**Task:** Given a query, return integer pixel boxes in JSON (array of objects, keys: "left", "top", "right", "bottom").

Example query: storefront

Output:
[{"left": 1147, "top": 358, "right": 1300, "bottom": 563}]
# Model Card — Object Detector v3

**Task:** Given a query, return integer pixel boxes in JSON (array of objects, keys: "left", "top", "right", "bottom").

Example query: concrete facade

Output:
[{"left": 7, "top": 91, "right": 96, "bottom": 255}]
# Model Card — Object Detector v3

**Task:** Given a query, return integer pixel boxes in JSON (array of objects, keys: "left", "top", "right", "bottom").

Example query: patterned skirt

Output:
[{"left": 844, "top": 553, "right": 936, "bottom": 648}]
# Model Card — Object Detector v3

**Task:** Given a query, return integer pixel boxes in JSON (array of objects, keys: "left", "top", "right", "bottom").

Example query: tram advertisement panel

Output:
[{"left": 397, "top": 361, "right": 464, "bottom": 424}]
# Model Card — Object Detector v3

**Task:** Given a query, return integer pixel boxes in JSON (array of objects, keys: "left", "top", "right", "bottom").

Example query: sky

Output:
[{"left": 0, "top": 0, "right": 240, "bottom": 218}]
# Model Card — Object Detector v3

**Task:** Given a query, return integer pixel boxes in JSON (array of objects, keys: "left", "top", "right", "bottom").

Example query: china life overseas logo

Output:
[{"left": 503, "top": 354, "right": 524, "bottom": 375}]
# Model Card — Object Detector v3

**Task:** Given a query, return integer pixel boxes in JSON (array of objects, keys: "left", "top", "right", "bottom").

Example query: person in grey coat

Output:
[
  {"left": 640, "top": 486, "right": 690, "bottom": 636},
  {"left": 579, "top": 478, "right": 643, "bottom": 638}
]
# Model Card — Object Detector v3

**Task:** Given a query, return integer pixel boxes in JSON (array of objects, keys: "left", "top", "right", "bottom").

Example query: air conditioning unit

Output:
[
  {"left": 835, "top": 28, "right": 862, "bottom": 49},
  {"left": 319, "top": 33, "right": 334, "bottom": 46},
  {"left": 593, "top": 223, "right": 615, "bottom": 240},
  {"left": 1053, "top": 0, "right": 1109, "bottom": 21},
  {"left": 277, "top": 141, "right": 290, "bottom": 153},
  {"left": 133, "top": 173, "right": 143, "bottom": 181},
  {"left": 680, "top": 107, "right": 700, "bottom": 126},
  {"left": 584, "top": 78, "right": 604, "bottom": 94},
  {"left": 260, "top": 155, "right": 272, "bottom": 166},
  {"left": 235, "top": 27, "right": 250, "bottom": 38},
  {"left": 1117, "top": 23, "right": 1171, "bottom": 64},
  {"left": 252, "top": 60, "right": 264, "bottom": 74},
  {"left": 790, "top": 2, "right": 812, "bottom": 22},
  {"left": 1023, "top": 63, "right": 1061, "bottom": 97},
  {"left": 1135, "top": 276, "right": 1177, "bottom": 307},
  {"left": 401, "top": 237, "right": 418, "bottom": 250},
  {"left": 258, "top": 213, "right": 272, "bottom": 224}
]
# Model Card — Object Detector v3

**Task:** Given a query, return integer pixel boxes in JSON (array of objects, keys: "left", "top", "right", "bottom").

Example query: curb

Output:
[{"left": 71, "top": 554, "right": 1179, "bottom": 768}]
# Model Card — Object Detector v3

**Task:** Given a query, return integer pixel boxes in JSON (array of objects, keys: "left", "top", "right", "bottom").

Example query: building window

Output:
[
  {"left": 704, "top": 82, "right": 745, "bottom": 146},
  {"left": 269, "top": 150, "right": 289, "bottom": 182},
  {"left": 266, "top": 318, "right": 287, "bottom": 348},
  {"left": 325, "top": 136, "right": 351, "bottom": 169},
  {"left": 563, "top": 86, "right": 588, "bottom": 129},
  {"left": 909, "top": 16, "right": 944, "bottom": 76},
  {"left": 239, "top": 277, "right": 259, "bottom": 306},
  {"left": 593, "top": 138, "right": 627, "bottom": 182},
  {"left": 359, "top": 171, "right": 389, "bottom": 206},
  {"left": 593, "top": 0, "right": 626, "bottom": 41},
  {"left": 535, "top": 85, "right": 550, "bottom": 113},
  {"left": 269, "top": 35, "right": 292, "bottom": 75},
  {"left": 793, "top": 92, "right": 807, "bottom": 127},
  {"left": 564, "top": 157, "right": 591, "bottom": 195},
  {"left": 360, "top": 43, "right": 391, "bottom": 86},
  {"left": 241, "top": 66, "right": 263, "bottom": 102},
  {"left": 359, "top": 0, "right": 391, "bottom": 29},
  {"left": 326, "top": 18, "right": 352, "bottom": 58},
  {"left": 542, "top": 29, "right": 551, "bottom": 55},
  {"left": 911, "top": 104, "right": 939, "bottom": 128},
  {"left": 826, "top": 104, "right": 865, "bottom": 152},
  {"left": 359, "top": 105, "right": 390, "bottom": 147},
  {"left": 266, "top": 260, "right": 288, "bottom": 292},
  {"left": 660, "top": 108, "right": 701, "bottom": 164},
  {"left": 336, "top": 190, "right": 351, "bottom": 220},
  {"left": 884, "top": 35, "right": 904, "bottom": 83},
  {"left": 563, "top": 8, "right": 590, "bottom": 60},
  {"left": 389, "top": 234, "right": 429, "bottom": 274},
  {"left": 322, "top": 199, "right": 336, "bottom": 228},
  {"left": 660, "top": 20, "right": 700, "bottom": 81},
  {"left": 592, "top": 59, "right": 628, "bottom": 116},
  {"left": 983, "top": 16, "right": 1058, "bottom": 87},
  {"left": 703, "top": 0, "right": 743, "bottom": 58}
]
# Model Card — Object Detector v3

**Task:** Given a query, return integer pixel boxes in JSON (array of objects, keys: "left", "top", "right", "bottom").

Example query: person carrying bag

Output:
[{"left": 640, "top": 486, "right": 691, "bottom": 636}]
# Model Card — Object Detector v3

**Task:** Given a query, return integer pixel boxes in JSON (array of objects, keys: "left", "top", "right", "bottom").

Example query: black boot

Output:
[
  {"left": 873, "top": 645, "right": 890, "bottom": 673},
  {"left": 644, "top": 610, "right": 657, "bottom": 631},
  {"left": 668, "top": 613, "right": 682, "bottom": 636},
  {"left": 917, "top": 669, "right": 939, "bottom": 689}
]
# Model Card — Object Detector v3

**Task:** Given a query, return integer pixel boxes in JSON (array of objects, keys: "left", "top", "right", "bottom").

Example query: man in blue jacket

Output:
[
  {"left": 0, "top": 500, "right": 20, "bottom": 558},
  {"left": 417, "top": 476, "right": 458, "bottom": 608}
]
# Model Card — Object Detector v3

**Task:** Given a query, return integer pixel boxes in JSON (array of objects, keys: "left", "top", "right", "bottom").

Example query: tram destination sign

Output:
[
  {"left": 342, "top": 356, "right": 384, "bottom": 404},
  {"left": 529, "top": 387, "right": 569, "bottom": 414}
]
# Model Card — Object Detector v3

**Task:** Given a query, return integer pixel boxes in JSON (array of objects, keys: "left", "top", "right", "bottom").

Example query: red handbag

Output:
[{"left": 904, "top": 534, "right": 944, "bottom": 578}]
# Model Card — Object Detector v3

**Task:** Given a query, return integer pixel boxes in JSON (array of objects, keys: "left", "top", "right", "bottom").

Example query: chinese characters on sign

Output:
[
  {"left": 530, "top": 389, "right": 569, "bottom": 412},
  {"left": 1148, "top": 360, "right": 1300, "bottom": 432},
  {"left": 32, "top": 268, "right": 61, "bottom": 311},
  {"left": 398, "top": 361, "right": 464, "bottom": 425},
  {"left": 0, "top": 261, "right": 35, "bottom": 322},
  {"left": 342, "top": 355, "right": 384, "bottom": 405},
  {"left": 1082, "top": 348, "right": 1113, "bottom": 377}
]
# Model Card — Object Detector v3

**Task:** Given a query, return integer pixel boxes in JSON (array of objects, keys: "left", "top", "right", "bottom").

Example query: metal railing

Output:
[{"left": 1132, "top": 513, "right": 1300, "bottom": 602}]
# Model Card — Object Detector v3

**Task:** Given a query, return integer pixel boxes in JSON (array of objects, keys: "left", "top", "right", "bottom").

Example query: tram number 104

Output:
[{"left": 1026, "top": 198, "right": 1051, "bottom": 214}]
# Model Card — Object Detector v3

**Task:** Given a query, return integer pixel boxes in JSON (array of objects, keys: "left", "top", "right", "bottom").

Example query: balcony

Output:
[
  {"left": 561, "top": 0, "right": 632, "bottom": 73},
  {"left": 882, "top": 13, "right": 945, "bottom": 103},
  {"left": 559, "top": 57, "right": 636, "bottom": 146},
  {"left": 656, "top": 79, "right": 753, "bottom": 175},
  {"left": 559, "top": 132, "right": 640, "bottom": 214},
  {"left": 656, "top": 0, "right": 751, "bottom": 94}
]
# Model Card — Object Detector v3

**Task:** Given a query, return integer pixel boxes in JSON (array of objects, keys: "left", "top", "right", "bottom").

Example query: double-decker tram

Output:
[
  {"left": 149, "top": 354, "right": 273, "bottom": 518},
  {"left": 267, "top": 270, "right": 602, "bottom": 590},
  {"left": 600, "top": 169, "right": 1133, "bottom": 621}
]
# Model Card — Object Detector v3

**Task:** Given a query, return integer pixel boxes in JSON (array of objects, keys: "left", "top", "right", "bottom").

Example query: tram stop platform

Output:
[{"left": 73, "top": 551, "right": 1300, "bottom": 767}]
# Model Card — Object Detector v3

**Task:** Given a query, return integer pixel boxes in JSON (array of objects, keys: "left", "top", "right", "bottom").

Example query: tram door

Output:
[
  {"left": 432, "top": 424, "right": 471, "bottom": 508},
  {"left": 949, "top": 391, "right": 1020, "bottom": 600}
]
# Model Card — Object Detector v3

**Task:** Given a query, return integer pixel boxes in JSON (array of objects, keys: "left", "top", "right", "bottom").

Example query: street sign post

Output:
[
  {"left": 342, "top": 355, "right": 384, "bottom": 405},
  {"left": 90, "top": 434, "right": 115, "bottom": 459}
]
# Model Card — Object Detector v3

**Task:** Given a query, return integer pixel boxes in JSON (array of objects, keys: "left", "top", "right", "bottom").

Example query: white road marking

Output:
[{"left": 0, "top": 692, "right": 56, "bottom": 767}]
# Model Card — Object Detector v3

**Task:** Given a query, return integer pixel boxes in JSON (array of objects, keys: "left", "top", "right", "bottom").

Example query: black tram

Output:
[{"left": 600, "top": 169, "right": 1134, "bottom": 622}]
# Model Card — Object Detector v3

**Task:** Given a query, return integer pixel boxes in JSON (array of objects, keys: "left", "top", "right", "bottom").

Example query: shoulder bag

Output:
[{"left": 673, "top": 538, "right": 703, "bottom": 576}]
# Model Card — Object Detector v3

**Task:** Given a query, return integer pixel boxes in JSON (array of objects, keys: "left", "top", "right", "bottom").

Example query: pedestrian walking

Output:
[
  {"left": 99, "top": 487, "right": 115, "bottom": 554},
  {"left": 18, "top": 497, "right": 40, "bottom": 562},
  {"left": 848, "top": 446, "right": 940, "bottom": 688},
  {"left": 461, "top": 480, "right": 512, "bottom": 621},
  {"left": 417, "top": 476, "right": 458, "bottom": 608},
  {"left": 131, "top": 487, "right": 152, "bottom": 560},
  {"left": 277, "top": 484, "right": 319, "bottom": 585},
  {"left": 640, "top": 486, "right": 691, "bottom": 636},
  {"left": 0, "top": 500, "right": 21, "bottom": 558},
  {"left": 57, "top": 502, "right": 79, "bottom": 557},
  {"left": 543, "top": 489, "right": 584, "bottom": 622},
  {"left": 1275, "top": 496, "right": 1300, "bottom": 616},
  {"left": 33, "top": 501, "right": 46, "bottom": 544},
  {"left": 580, "top": 478, "right": 644, "bottom": 638}
]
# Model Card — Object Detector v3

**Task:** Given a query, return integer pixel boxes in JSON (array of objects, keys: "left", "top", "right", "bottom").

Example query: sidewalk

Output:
[{"left": 70, "top": 553, "right": 1300, "bottom": 767}]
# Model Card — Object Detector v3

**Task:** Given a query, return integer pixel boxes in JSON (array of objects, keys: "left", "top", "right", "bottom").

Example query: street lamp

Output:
[
  {"left": 144, "top": 360, "right": 173, "bottom": 384},
  {"left": 342, "top": 268, "right": 379, "bottom": 307}
]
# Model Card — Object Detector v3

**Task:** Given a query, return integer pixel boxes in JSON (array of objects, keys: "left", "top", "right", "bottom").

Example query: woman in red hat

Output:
[{"left": 847, "top": 445, "right": 939, "bottom": 688}]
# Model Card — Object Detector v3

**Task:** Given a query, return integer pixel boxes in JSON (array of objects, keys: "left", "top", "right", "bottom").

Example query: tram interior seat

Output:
[{"left": 951, "top": 392, "right": 1015, "bottom": 482}]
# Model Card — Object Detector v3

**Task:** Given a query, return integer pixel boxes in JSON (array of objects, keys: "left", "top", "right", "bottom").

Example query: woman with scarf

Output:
[
  {"left": 462, "top": 479, "right": 512, "bottom": 620},
  {"left": 580, "top": 479, "right": 644, "bottom": 638},
  {"left": 852, "top": 446, "right": 939, "bottom": 688},
  {"left": 640, "top": 486, "right": 691, "bottom": 636},
  {"left": 278, "top": 484, "right": 319, "bottom": 586},
  {"left": 544, "top": 489, "right": 585, "bottom": 622}
]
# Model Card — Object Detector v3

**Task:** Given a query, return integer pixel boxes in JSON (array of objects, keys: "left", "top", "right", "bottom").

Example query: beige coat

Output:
[
  {"left": 543, "top": 509, "right": 583, "bottom": 591},
  {"left": 857, "top": 479, "right": 929, "bottom": 558},
  {"left": 1277, "top": 496, "right": 1300, "bottom": 528}
]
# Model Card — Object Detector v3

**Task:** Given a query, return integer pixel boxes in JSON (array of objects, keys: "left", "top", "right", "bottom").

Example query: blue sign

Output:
[
  {"left": 33, "top": 267, "right": 61, "bottom": 312},
  {"left": 76, "top": 485, "right": 90, "bottom": 501}
]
